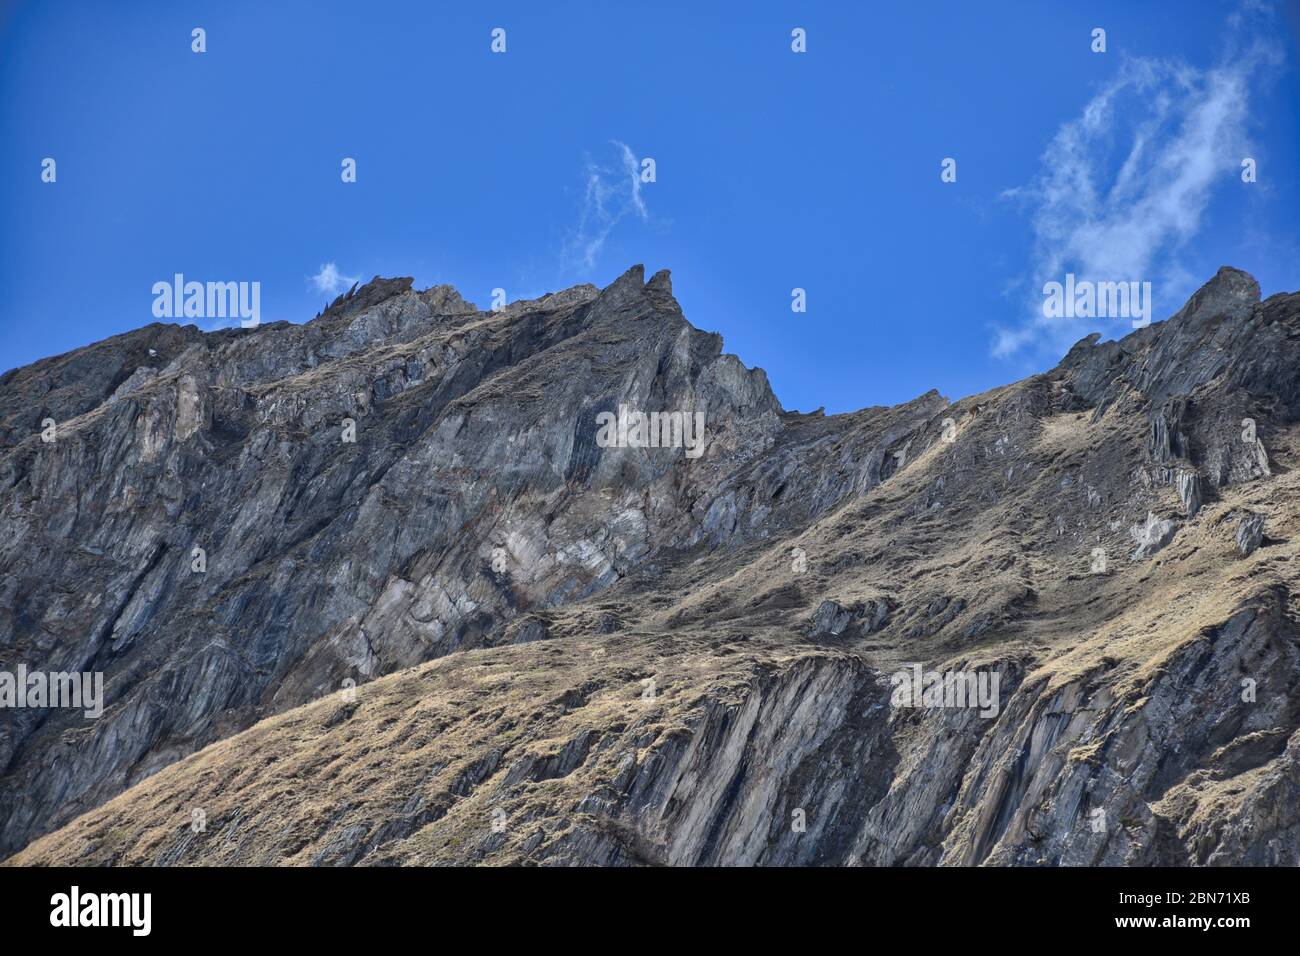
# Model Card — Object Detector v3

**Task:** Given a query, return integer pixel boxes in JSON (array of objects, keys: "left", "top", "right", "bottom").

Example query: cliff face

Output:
[{"left": 3, "top": 265, "right": 1300, "bottom": 866}]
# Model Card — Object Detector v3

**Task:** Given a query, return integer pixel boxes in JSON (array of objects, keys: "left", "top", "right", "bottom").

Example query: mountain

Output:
[{"left": 3, "top": 265, "right": 1299, "bottom": 865}]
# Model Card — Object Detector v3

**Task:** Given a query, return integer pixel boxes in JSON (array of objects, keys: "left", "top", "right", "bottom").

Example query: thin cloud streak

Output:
[{"left": 561, "top": 141, "right": 651, "bottom": 273}]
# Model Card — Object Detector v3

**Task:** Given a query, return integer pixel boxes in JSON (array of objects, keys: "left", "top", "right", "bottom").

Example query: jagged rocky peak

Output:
[
  {"left": 317, "top": 275, "right": 414, "bottom": 319},
  {"left": 1055, "top": 265, "right": 1300, "bottom": 415},
  {"left": 1169, "top": 264, "right": 1261, "bottom": 327},
  {"left": 3, "top": 265, "right": 1300, "bottom": 868},
  {"left": 646, "top": 267, "right": 672, "bottom": 294},
  {"left": 316, "top": 275, "right": 476, "bottom": 320},
  {"left": 307, "top": 266, "right": 681, "bottom": 348}
]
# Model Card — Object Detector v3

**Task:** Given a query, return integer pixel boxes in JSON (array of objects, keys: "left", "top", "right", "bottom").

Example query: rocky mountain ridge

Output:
[{"left": 3, "top": 264, "right": 1299, "bottom": 865}]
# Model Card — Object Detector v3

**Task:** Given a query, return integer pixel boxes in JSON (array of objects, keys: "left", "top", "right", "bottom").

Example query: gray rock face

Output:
[
  {"left": 551, "top": 590, "right": 1297, "bottom": 867},
  {"left": 805, "top": 599, "right": 891, "bottom": 641},
  {"left": 0, "top": 265, "right": 942, "bottom": 857},
  {"left": 1236, "top": 514, "right": 1266, "bottom": 557},
  {"left": 1148, "top": 398, "right": 1190, "bottom": 464},
  {"left": 1176, "top": 469, "right": 1202, "bottom": 518},
  {"left": 1130, "top": 512, "right": 1179, "bottom": 560},
  {"left": 5, "top": 264, "right": 1300, "bottom": 868}
]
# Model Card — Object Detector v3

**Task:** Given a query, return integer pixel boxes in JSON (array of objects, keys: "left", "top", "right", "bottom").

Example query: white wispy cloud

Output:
[
  {"left": 562, "top": 141, "right": 652, "bottom": 273},
  {"left": 994, "top": 3, "right": 1281, "bottom": 361},
  {"left": 310, "top": 262, "right": 359, "bottom": 297}
]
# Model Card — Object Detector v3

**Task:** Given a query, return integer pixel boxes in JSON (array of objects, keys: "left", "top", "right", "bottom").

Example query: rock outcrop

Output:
[
  {"left": 3, "top": 265, "right": 1300, "bottom": 867},
  {"left": 1236, "top": 513, "right": 1266, "bottom": 557}
]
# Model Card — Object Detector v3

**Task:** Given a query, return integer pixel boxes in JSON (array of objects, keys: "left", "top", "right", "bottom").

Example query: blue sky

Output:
[{"left": 2, "top": 0, "right": 1297, "bottom": 413}]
